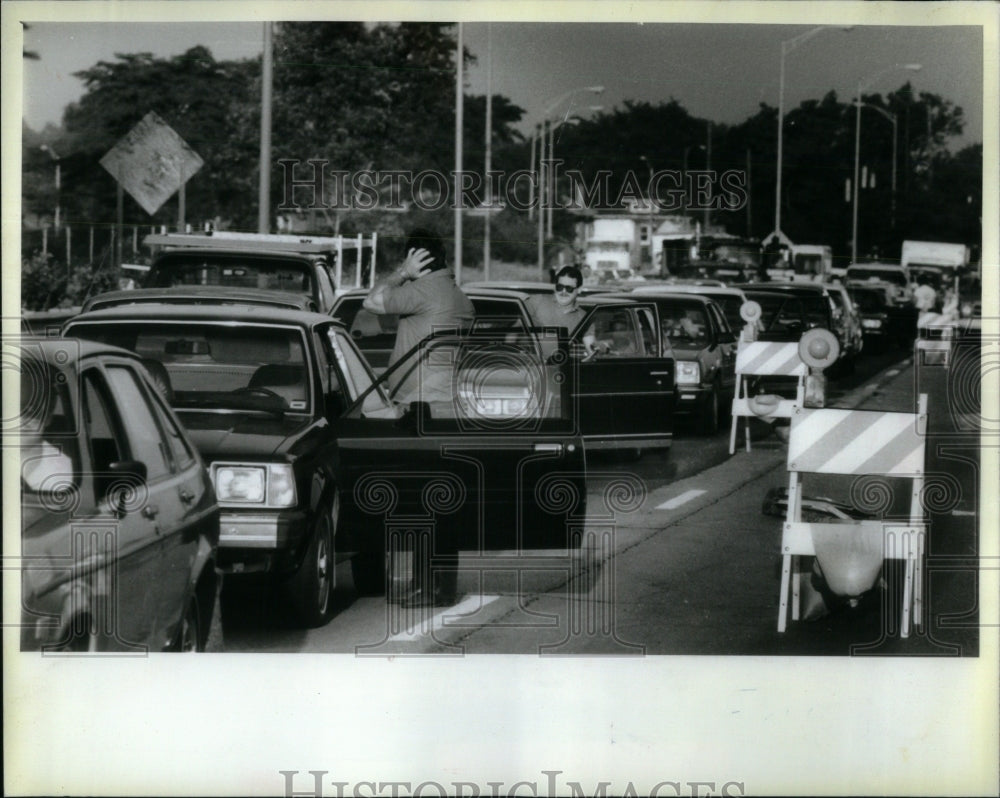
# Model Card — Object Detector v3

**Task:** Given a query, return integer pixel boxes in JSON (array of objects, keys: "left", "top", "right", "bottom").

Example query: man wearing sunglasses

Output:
[{"left": 525, "top": 265, "right": 597, "bottom": 353}]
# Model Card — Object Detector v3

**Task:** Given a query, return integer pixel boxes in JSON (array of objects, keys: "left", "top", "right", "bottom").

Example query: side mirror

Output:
[
  {"left": 396, "top": 401, "right": 431, "bottom": 430},
  {"left": 109, "top": 459, "right": 147, "bottom": 482}
]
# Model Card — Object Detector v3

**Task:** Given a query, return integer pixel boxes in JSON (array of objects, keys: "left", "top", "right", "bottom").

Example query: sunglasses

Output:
[{"left": 554, "top": 283, "right": 578, "bottom": 294}]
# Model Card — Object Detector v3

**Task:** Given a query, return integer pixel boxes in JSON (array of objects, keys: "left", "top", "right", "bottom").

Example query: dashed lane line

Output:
[
  {"left": 656, "top": 489, "right": 707, "bottom": 510},
  {"left": 388, "top": 594, "right": 500, "bottom": 641}
]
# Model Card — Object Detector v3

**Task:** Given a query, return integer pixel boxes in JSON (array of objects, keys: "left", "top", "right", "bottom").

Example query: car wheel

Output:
[
  {"left": 351, "top": 550, "right": 387, "bottom": 596},
  {"left": 697, "top": 386, "right": 720, "bottom": 435},
  {"left": 287, "top": 499, "right": 335, "bottom": 627}
]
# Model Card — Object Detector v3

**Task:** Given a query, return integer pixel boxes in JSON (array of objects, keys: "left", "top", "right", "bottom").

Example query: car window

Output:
[
  {"left": 68, "top": 322, "right": 312, "bottom": 415},
  {"left": 658, "top": 303, "right": 711, "bottom": 345},
  {"left": 19, "top": 356, "right": 80, "bottom": 495},
  {"left": 80, "top": 369, "right": 127, "bottom": 503},
  {"left": 144, "top": 378, "right": 196, "bottom": 470},
  {"left": 582, "top": 307, "right": 648, "bottom": 355},
  {"left": 328, "top": 328, "right": 382, "bottom": 410},
  {"left": 105, "top": 366, "right": 173, "bottom": 482},
  {"left": 148, "top": 257, "right": 315, "bottom": 297},
  {"left": 468, "top": 298, "right": 529, "bottom": 333},
  {"left": 635, "top": 307, "right": 660, "bottom": 356}
]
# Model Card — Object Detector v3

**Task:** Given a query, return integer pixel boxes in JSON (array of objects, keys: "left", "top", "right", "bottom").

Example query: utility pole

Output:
[{"left": 258, "top": 21, "right": 273, "bottom": 233}]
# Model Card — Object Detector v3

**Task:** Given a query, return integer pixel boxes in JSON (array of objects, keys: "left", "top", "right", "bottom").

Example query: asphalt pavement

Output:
[{"left": 218, "top": 340, "right": 982, "bottom": 655}]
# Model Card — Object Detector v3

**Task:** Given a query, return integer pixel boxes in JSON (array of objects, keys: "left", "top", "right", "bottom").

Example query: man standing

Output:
[
  {"left": 363, "top": 228, "right": 474, "bottom": 608},
  {"left": 364, "top": 228, "right": 474, "bottom": 374},
  {"left": 913, "top": 274, "right": 939, "bottom": 329}
]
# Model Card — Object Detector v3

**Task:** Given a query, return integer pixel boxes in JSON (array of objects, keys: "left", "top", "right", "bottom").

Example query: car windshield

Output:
[
  {"left": 19, "top": 354, "right": 80, "bottom": 495},
  {"left": 658, "top": 302, "right": 711, "bottom": 344},
  {"left": 66, "top": 321, "right": 311, "bottom": 414},
  {"left": 712, "top": 295, "right": 745, "bottom": 332},
  {"left": 849, "top": 289, "right": 886, "bottom": 313},
  {"left": 147, "top": 256, "right": 314, "bottom": 297},
  {"left": 847, "top": 268, "right": 906, "bottom": 286}
]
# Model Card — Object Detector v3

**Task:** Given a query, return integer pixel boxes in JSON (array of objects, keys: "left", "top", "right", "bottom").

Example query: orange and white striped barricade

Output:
[
  {"left": 729, "top": 338, "right": 808, "bottom": 454},
  {"left": 777, "top": 394, "right": 929, "bottom": 637}
]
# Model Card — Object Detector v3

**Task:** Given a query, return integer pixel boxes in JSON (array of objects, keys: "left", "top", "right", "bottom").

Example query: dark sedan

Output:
[
  {"left": 17, "top": 338, "right": 220, "bottom": 652},
  {"left": 65, "top": 304, "right": 586, "bottom": 627},
  {"left": 605, "top": 291, "right": 738, "bottom": 434}
]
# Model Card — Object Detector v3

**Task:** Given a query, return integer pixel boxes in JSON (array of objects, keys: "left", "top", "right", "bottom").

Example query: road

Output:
[{"left": 216, "top": 338, "right": 981, "bottom": 656}]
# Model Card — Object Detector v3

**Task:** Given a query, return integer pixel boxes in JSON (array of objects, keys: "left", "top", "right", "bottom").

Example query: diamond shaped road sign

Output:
[{"left": 100, "top": 111, "right": 204, "bottom": 216}]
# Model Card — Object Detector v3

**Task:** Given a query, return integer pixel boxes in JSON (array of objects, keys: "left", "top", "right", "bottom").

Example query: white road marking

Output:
[
  {"left": 951, "top": 509, "right": 977, "bottom": 517},
  {"left": 388, "top": 594, "right": 500, "bottom": 641},
  {"left": 886, "top": 369, "right": 901, "bottom": 377},
  {"left": 656, "top": 489, "right": 707, "bottom": 510}
]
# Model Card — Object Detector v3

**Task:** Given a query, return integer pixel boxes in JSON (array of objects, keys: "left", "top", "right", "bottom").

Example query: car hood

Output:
[
  {"left": 669, "top": 342, "right": 710, "bottom": 358},
  {"left": 178, "top": 411, "right": 319, "bottom": 460}
]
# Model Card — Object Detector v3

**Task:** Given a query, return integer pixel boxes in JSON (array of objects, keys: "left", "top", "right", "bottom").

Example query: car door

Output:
[
  {"left": 330, "top": 295, "right": 398, "bottom": 374},
  {"left": 571, "top": 301, "right": 675, "bottom": 450},
  {"left": 331, "top": 329, "right": 587, "bottom": 556},
  {"left": 102, "top": 360, "right": 195, "bottom": 648},
  {"left": 705, "top": 301, "right": 737, "bottom": 393}
]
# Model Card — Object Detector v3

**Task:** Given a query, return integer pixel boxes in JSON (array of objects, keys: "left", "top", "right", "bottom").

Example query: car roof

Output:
[
  {"left": 635, "top": 284, "right": 746, "bottom": 297},
  {"left": 67, "top": 302, "right": 341, "bottom": 328},
  {"left": 847, "top": 263, "right": 904, "bottom": 271},
  {"left": 738, "top": 282, "right": 828, "bottom": 295},
  {"left": 152, "top": 248, "right": 316, "bottom": 265},
  {"left": 462, "top": 281, "right": 553, "bottom": 293},
  {"left": 84, "top": 286, "right": 317, "bottom": 312},
  {"left": 603, "top": 290, "right": 713, "bottom": 306}
]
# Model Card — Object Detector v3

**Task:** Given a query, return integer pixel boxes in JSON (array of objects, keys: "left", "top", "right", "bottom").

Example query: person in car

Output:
[{"left": 363, "top": 229, "right": 474, "bottom": 609}]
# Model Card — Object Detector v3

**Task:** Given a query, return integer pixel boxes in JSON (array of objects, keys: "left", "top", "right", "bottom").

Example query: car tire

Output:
[
  {"left": 697, "top": 386, "right": 720, "bottom": 435},
  {"left": 351, "top": 550, "right": 387, "bottom": 596},
  {"left": 286, "top": 498, "right": 336, "bottom": 627}
]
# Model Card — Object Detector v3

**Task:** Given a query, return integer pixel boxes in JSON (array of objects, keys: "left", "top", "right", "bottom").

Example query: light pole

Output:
[
  {"left": 548, "top": 113, "right": 602, "bottom": 238},
  {"left": 483, "top": 22, "right": 493, "bottom": 279},
  {"left": 681, "top": 143, "right": 705, "bottom": 223},
  {"left": 770, "top": 26, "right": 852, "bottom": 247},
  {"left": 537, "top": 86, "right": 604, "bottom": 274},
  {"left": 861, "top": 102, "right": 899, "bottom": 229},
  {"left": 852, "top": 64, "right": 921, "bottom": 263},
  {"left": 39, "top": 144, "right": 61, "bottom": 230}
]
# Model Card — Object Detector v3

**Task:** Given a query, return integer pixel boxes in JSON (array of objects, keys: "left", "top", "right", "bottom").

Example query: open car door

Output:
[
  {"left": 332, "top": 328, "right": 587, "bottom": 565},
  {"left": 570, "top": 300, "right": 675, "bottom": 451}
]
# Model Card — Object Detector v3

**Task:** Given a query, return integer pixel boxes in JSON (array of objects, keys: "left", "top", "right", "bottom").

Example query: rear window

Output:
[
  {"left": 847, "top": 268, "right": 906, "bottom": 287},
  {"left": 849, "top": 290, "right": 885, "bottom": 313},
  {"left": 147, "top": 256, "right": 314, "bottom": 297}
]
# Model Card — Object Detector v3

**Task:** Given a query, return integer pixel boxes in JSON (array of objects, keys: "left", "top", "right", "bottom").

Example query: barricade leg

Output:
[
  {"left": 902, "top": 558, "right": 915, "bottom": 638},
  {"left": 791, "top": 556, "right": 801, "bottom": 621},
  {"left": 778, "top": 553, "right": 792, "bottom": 633},
  {"left": 729, "top": 411, "right": 738, "bottom": 455}
]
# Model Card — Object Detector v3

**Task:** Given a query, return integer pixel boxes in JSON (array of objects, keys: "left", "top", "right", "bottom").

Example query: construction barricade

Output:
[
  {"left": 729, "top": 302, "right": 808, "bottom": 454},
  {"left": 777, "top": 394, "right": 929, "bottom": 637},
  {"left": 915, "top": 321, "right": 955, "bottom": 367}
]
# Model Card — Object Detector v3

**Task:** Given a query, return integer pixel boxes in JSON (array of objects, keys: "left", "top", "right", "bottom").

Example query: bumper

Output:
[
  {"left": 674, "top": 384, "right": 712, "bottom": 414},
  {"left": 217, "top": 510, "right": 308, "bottom": 575}
]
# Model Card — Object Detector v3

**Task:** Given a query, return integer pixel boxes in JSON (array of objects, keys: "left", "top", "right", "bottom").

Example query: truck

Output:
[
  {"left": 901, "top": 240, "right": 970, "bottom": 290},
  {"left": 789, "top": 244, "right": 833, "bottom": 282}
]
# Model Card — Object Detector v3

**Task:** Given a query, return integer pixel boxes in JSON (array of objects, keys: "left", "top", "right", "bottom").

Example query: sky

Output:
[{"left": 20, "top": 17, "right": 985, "bottom": 151}]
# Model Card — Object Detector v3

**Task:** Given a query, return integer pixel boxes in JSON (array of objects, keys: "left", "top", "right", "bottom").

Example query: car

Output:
[
  {"left": 821, "top": 283, "right": 865, "bottom": 362},
  {"left": 847, "top": 285, "right": 910, "bottom": 351},
  {"left": 604, "top": 291, "right": 738, "bottom": 434},
  {"left": 138, "top": 231, "right": 378, "bottom": 313},
  {"left": 631, "top": 283, "right": 748, "bottom": 335},
  {"left": 81, "top": 285, "right": 322, "bottom": 314},
  {"left": 740, "top": 287, "right": 835, "bottom": 343},
  {"left": 461, "top": 280, "right": 616, "bottom": 297},
  {"left": 65, "top": 303, "right": 586, "bottom": 626},
  {"left": 331, "top": 288, "right": 677, "bottom": 452},
  {"left": 737, "top": 282, "right": 848, "bottom": 364},
  {"left": 16, "top": 337, "right": 220, "bottom": 652},
  {"left": 844, "top": 263, "right": 914, "bottom": 306}
]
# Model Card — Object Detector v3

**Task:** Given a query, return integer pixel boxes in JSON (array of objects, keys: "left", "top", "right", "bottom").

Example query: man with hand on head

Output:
[
  {"left": 362, "top": 228, "right": 474, "bottom": 608},
  {"left": 363, "top": 227, "right": 475, "bottom": 376}
]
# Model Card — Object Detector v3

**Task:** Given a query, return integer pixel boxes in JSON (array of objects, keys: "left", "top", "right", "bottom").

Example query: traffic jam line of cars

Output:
[{"left": 14, "top": 230, "right": 949, "bottom": 651}]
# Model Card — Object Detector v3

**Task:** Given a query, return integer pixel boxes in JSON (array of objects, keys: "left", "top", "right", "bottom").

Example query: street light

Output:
[
  {"left": 852, "top": 63, "right": 922, "bottom": 262},
  {"left": 861, "top": 102, "right": 899, "bottom": 228},
  {"left": 39, "top": 144, "right": 61, "bottom": 230},
  {"left": 547, "top": 107, "right": 601, "bottom": 238},
  {"left": 537, "top": 86, "right": 604, "bottom": 274},
  {"left": 770, "top": 26, "right": 853, "bottom": 247}
]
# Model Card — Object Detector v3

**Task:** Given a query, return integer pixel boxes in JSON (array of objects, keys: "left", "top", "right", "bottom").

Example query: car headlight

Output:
[
  {"left": 213, "top": 463, "right": 297, "bottom": 507},
  {"left": 961, "top": 302, "right": 973, "bottom": 318},
  {"left": 675, "top": 360, "right": 701, "bottom": 385}
]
